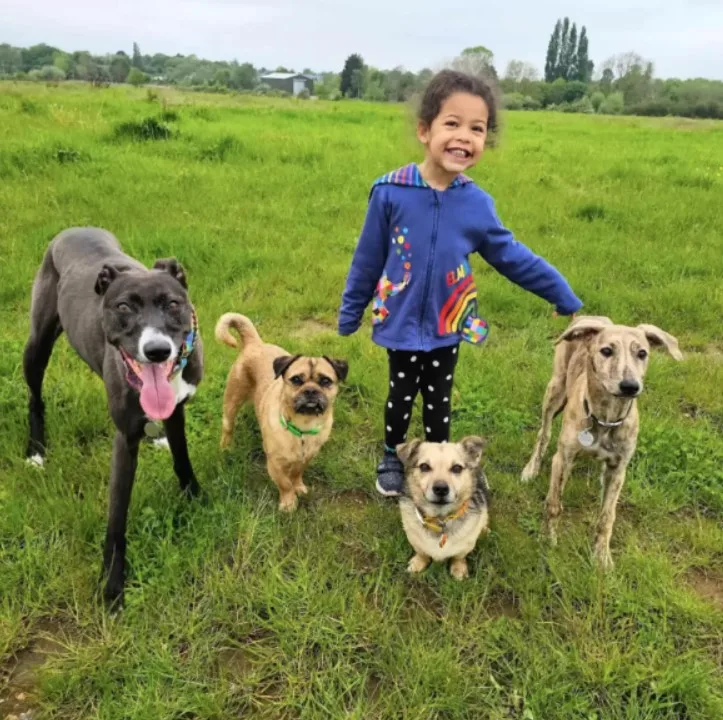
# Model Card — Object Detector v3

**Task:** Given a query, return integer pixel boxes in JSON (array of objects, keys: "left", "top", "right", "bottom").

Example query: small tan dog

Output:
[
  {"left": 397, "top": 437, "right": 489, "bottom": 580},
  {"left": 215, "top": 313, "right": 348, "bottom": 511},
  {"left": 521, "top": 316, "right": 682, "bottom": 568}
]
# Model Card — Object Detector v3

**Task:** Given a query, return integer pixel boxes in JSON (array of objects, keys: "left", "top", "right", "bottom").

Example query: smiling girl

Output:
[{"left": 338, "top": 69, "right": 582, "bottom": 496}]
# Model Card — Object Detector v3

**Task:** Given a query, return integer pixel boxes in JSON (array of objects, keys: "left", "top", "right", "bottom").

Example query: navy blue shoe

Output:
[{"left": 376, "top": 452, "right": 404, "bottom": 497}]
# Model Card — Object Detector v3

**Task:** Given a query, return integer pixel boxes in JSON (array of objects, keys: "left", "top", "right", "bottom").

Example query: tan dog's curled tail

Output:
[{"left": 215, "top": 313, "right": 261, "bottom": 350}]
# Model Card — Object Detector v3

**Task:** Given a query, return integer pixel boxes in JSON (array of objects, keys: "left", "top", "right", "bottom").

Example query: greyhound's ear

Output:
[
  {"left": 323, "top": 356, "right": 349, "bottom": 382},
  {"left": 556, "top": 316, "right": 612, "bottom": 344},
  {"left": 460, "top": 436, "right": 487, "bottom": 466},
  {"left": 637, "top": 325, "right": 683, "bottom": 360},
  {"left": 153, "top": 257, "right": 187, "bottom": 289},
  {"left": 396, "top": 439, "right": 422, "bottom": 466},
  {"left": 273, "top": 354, "right": 301, "bottom": 379},
  {"left": 94, "top": 264, "right": 118, "bottom": 295}
]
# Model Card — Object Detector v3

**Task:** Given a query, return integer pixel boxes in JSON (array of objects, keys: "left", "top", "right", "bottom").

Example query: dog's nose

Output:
[
  {"left": 143, "top": 340, "right": 172, "bottom": 363},
  {"left": 619, "top": 379, "right": 640, "bottom": 397},
  {"left": 432, "top": 481, "right": 450, "bottom": 499}
]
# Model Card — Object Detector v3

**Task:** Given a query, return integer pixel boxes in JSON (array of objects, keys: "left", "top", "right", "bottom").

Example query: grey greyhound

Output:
[{"left": 23, "top": 227, "right": 204, "bottom": 603}]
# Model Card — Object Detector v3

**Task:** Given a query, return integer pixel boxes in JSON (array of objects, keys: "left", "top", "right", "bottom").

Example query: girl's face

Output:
[{"left": 417, "top": 92, "right": 489, "bottom": 178}]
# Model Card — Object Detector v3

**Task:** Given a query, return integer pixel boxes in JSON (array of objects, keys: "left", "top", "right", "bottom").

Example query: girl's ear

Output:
[{"left": 416, "top": 120, "right": 430, "bottom": 145}]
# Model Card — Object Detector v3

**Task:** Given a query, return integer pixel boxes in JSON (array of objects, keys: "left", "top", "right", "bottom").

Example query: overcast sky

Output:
[{"left": 4, "top": 0, "right": 722, "bottom": 80}]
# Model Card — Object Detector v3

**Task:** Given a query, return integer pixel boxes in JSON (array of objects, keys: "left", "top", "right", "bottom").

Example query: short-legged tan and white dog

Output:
[
  {"left": 215, "top": 313, "right": 348, "bottom": 512},
  {"left": 521, "top": 316, "right": 683, "bottom": 568},
  {"left": 397, "top": 437, "right": 489, "bottom": 580}
]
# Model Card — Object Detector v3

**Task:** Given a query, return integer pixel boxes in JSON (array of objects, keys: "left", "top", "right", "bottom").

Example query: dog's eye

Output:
[
  {"left": 419, "top": 463, "right": 432, "bottom": 473},
  {"left": 117, "top": 302, "right": 132, "bottom": 313},
  {"left": 290, "top": 375, "right": 304, "bottom": 386},
  {"left": 318, "top": 376, "right": 332, "bottom": 388},
  {"left": 450, "top": 464, "right": 464, "bottom": 475},
  {"left": 167, "top": 300, "right": 179, "bottom": 311},
  {"left": 600, "top": 347, "right": 614, "bottom": 358},
  {"left": 637, "top": 349, "right": 648, "bottom": 360}
]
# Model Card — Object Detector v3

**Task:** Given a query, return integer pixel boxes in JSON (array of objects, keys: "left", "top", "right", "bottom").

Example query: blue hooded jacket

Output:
[{"left": 338, "top": 164, "right": 583, "bottom": 351}]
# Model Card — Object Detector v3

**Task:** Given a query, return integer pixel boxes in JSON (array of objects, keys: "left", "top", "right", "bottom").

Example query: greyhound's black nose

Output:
[
  {"left": 619, "top": 379, "right": 640, "bottom": 396},
  {"left": 432, "top": 481, "right": 450, "bottom": 499},
  {"left": 143, "top": 340, "right": 172, "bottom": 363}
]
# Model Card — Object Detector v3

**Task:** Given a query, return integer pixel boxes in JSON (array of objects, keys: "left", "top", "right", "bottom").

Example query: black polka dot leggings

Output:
[{"left": 384, "top": 344, "right": 460, "bottom": 451}]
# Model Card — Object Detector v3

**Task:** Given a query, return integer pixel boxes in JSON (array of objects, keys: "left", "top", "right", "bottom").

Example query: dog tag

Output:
[
  {"left": 144, "top": 421, "right": 162, "bottom": 438},
  {"left": 577, "top": 429, "right": 595, "bottom": 447}
]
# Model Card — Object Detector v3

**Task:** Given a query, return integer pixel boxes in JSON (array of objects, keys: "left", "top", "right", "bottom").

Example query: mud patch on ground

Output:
[
  {"left": 685, "top": 568, "right": 723, "bottom": 610},
  {"left": 0, "top": 619, "right": 77, "bottom": 718},
  {"left": 484, "top": 589, "right": 521, "bottom": 619},
  {"left": 290, "top": 319, "right": 334, "bottom": 338}
]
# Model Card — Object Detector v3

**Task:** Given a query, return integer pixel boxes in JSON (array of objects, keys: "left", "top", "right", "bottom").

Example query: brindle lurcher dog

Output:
[{"left": 521, "top": 316, "right": 683, "bottom": 568}]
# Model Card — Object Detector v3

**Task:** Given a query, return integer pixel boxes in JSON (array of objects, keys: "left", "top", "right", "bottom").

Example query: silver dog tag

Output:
[
  {"left": 144, "top": 421, "right": 162, "bottom": 438},
  {"left": 578, "top": 429, "right": 595, "bottom": 447}
]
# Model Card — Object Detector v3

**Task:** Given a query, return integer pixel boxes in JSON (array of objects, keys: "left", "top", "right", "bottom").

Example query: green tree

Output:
[
  {"left": 214, "top": 68, "right": 231, "bottom": 87},
  {"left": 127, "top": 67, "right": 149, "bottom": 86},
  {"left": 21, "top": 43, "right": 60, "bottom": 71},
  {"left": 545, "top": 20, "right": 561, "bottom": 82},
  {"left": 340, "top": 53, "right": 365, "bottom": 97},
  {"left": 457, "top": 45, "right": 497, "bottom": 78},
  {"left": 132, "top": 42, "right": 144, "bottom": 70},
  {"left": 230, "top": 62, "right": 257, "bottom": 90},
  {"left": 576, "top": 27, "right": 592, "bottom": 82},
  {"left": 565, "top": 23, "right": 578, "bottom": 79},
  {"left": 109, "top": 54, "right": 131, "bottom": 83},
  {"left": 558, "top": 18, "right": 570, "bottom": 80},
  {"left": 0, "top": 44, "right": 22, "bottom": 75}
]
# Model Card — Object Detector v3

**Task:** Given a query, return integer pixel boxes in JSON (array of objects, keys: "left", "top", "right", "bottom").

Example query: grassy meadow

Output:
[{"left": 0, "top": 81, "right": 722, "bottom": 719}]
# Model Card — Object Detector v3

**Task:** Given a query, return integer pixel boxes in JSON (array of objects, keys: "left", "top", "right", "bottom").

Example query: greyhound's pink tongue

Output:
[{"left": 139, "top": 363, "right": 175, "bottom": 420}]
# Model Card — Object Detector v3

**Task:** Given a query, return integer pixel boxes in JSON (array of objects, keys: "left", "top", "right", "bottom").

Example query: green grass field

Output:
[{"left": 1, "top": 81, "right": 722, "bottom": 719}]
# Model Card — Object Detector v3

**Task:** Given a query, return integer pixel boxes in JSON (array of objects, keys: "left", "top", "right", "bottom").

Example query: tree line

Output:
[{"left": 1, "top": 21, "right": 721, "bottom": 120}]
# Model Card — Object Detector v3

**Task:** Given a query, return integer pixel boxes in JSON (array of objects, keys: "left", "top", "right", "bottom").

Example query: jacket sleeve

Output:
[
  {"left": 476, "top": 194, "right": 583, "bottom": 315},
  {"left": 338, "top": 187, "right": 390, "bottom": 335}
]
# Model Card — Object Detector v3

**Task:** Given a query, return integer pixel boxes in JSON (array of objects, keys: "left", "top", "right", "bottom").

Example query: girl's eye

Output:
[
  {"left": 445, "top": 121, "right": 457, "bottom": 128},
  {"left": 451, "top": 464, "right": 464, "bottom": 474},
  {"left": 419, "top": 463, "right": 432, "bottom": 473},
  {"left": 600, "top": 347, "right": 614, "bottom": 358},
  {"left": 473, "top": 126, "right": 486, "bottom": 133}
]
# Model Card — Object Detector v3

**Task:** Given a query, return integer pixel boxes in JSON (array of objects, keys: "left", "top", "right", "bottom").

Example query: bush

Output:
[
  {"left": 127, "top": 68, "right": 149, "bottom": 86},
  {"left": 571, "top": 96, "right": 594, "bottom": 114},
  {"left": 28, "top": 69, "right": 42, "bottom": 81},
  {"left": 600, "top": 92, "right": 625, "bottom": 115},
  {"left": 113, "top": 116, "right": 173, "bottom": 141},
  {"left": 522, "top": 95, "right": 541, "bottom": 110},
  {"left": 563, "top": 81, "right": 588, "bottom": 103},
  {"left": 297, "top": 88, "right": 311, "bottom": 100},
  {"left": 40, "top": 65, "right": 65, "bottom": 81},
  {"left": 254, "top": 83, "right": 272, "bottom": 95},
  {"left": 503, "top": 92, "right": 525, "bottom": 110},
  {"left": 590, "top": 91, "right": 605, "bottom": 112}
]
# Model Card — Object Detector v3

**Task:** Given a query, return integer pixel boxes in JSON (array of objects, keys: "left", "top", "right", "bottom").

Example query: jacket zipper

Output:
[{"left": 418, "top": 190, "right": 440, "bottom": 350}]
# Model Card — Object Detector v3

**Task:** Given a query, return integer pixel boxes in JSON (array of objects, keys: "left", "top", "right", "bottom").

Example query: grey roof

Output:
[{"left": 260, "top": 72, "right": 311, "bottom": 80}]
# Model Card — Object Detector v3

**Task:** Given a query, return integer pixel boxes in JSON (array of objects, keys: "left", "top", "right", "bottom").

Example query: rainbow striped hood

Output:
[{"left": 338, "top": 164, "right": 582, "bottom": 351}]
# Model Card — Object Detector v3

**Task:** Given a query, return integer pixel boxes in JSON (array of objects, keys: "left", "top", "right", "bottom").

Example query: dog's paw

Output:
[
  {"left": 407, "top": 554, "right": 430, "bottom": 574},
  {"left": 295, "top": 483, "right": 309, "bottom": 496},
  {"left": 520, "top": 461, "right": 538, "bottom": 483},
  {"left": 26, "top": 453, "right": 45, "bottom": 469},
  {"left": 151, "top": 437, "right": 170, "bottom": 451},
  {"left": 279, "top": 494, "right": 298, "bottom": 513},
  {"left": 449, "top": 558, "right": 469, "bottom": 581},
  {"left": 593, "top": 543, "right": 614, "bottom": 571}
]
